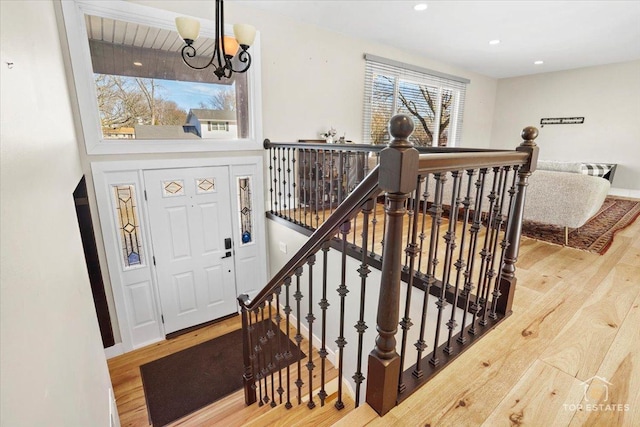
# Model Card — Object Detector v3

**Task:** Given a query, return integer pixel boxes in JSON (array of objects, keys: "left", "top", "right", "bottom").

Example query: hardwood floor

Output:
[{"left": 109, "top": 212, "right": 640, "bottom": 426}]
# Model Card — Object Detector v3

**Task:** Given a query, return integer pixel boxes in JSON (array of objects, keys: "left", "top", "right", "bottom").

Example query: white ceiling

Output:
[{"left": 235, "top": 0, "right": 640, "bottom": 78}]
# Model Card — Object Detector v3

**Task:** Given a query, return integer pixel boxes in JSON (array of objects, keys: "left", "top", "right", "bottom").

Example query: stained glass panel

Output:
[
  {"left": 238, "top": 177, "right": 253, "bottom": 244},
  {"left": 162, "top": 180, "right": 184, "bottom": 197},
  {"left": 113, "top": 184, "right": 144, "bottom": 268},
  {"left": 196, "top": 178, "right": 215, "bottom": 194}
]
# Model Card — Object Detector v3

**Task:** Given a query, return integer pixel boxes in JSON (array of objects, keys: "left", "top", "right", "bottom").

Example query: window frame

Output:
[
  {"left": 60, "top": 0, "right": 263, "bottom": 155},
  {"left": 363, "top": 54, "right": 468, "bottom": 147}
]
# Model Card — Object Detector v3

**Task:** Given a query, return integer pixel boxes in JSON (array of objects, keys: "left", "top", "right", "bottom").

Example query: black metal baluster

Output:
[
  {"left": 490, "top": 166, "right": 520, "bottom": 318},
  {"left": 431, "top": 171, "right": 461, "bottom": 365},
  {"left": 292, "top": 149, "right": 298, "bottom": 225},
  {"left": 398, "top": 175, "right": 424, "bottom": 392},
  {"left": 322, "top": 150, "right": 327, "bottom": 224},
  {"left": 445, "top": 170, "right": 474, "bottom": 354},
  {"left": 459, "top": 169, "right": 485, "bottom": 343},
  {"left": 414, "top": 172, "right": 444, "bottom": 377},
  {"left": 274, "top": 286, "right": 284, "bottom": 405},
  {"left": 303, "top": 149, "right": 309, "bottom": 227},
  {"left": 260, "top": 304, "right": 269, "bottom": 405},
  {"left": 314, "top": 151, "right": 320, "bottom": 228},
  {"left": 335, "top": 221, "right": 351, "bottom": 410},
  {"left": 337, "top": 151, "right": 344, "bottom": 206},
  {"left": 480, "top": 167, "right": 507, "bottom": 326},
  {"left": 370, "top": 198, "right": 378, "bottom": 256},
  {"left": 416, "top": 175, "right": 431, "bottom": 275},
  {"left": 306, "top": 255, "right": 316, "bottom": 409},
  {"left": 470, "top": 168, "right": 498, "bottom": 335},
  {"left": 287, "top": 148, "right": 292, "bottom": 221},
  {"left": 284, "top": 276, "right": 293, "bottom": 409},
  {"left": 353, "top": 199, "right": 374, "bottom": 406},
  {"left": 281, "top": 149, "right": 288, "bottom": 219},
  {"left": 269, "top": 146, "right": 274, "bottom": 214},
  {"left": 294, "top": 267, "right": 304, "bottom": 405},
  {"left": 253, "top": 308, "right": 264, "bottom": 406},
  {"left": 267, "top": 295, "right": 277, "bottom": 407},
  {"left": 318, "top": 242, "right": 330, "bottom": 407},
  {"left": 272, "top": 148, "right": 277, "bottom": 215}
]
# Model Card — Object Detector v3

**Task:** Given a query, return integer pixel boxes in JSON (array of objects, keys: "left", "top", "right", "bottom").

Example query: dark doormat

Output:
[{"left": 140, "top": 321, "right": 303, "bottom": 426}]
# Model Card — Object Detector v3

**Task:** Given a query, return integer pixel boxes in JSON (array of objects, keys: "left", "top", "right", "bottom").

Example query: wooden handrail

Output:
[
  {"left": 417, "top": 151, "right": 530, "bottom": 173},
  {"left": 239, "top": 166, "right": 383, "bottom": 311},
  {"left": 264, "top": 138, "right": 508, "bottom": 154}
]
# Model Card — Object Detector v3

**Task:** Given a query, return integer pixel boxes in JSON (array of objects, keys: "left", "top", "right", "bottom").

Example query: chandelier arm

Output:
[
  {"left": 228, "top": 48, "right": 252, "bottom": 74},
  {"left": 180, "top": 45, "right": 222, "bottom": 71}
]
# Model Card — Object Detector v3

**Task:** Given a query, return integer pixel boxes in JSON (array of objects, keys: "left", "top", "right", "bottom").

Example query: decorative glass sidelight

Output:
[
  {"left": 238, "top": 177, "right": 253, "bottom": 244},
  {"left": 196, "top": 178, "right": 215, "bottom": 194},
  {"left": 113, "top": 184, "right": 144, "bottom": 268},
  {"left": 162, "top": 180, "right": 184, "bottom": 197}
]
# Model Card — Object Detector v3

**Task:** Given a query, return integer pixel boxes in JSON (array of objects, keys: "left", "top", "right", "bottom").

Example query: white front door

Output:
[{"left": 144, "top": 166, "right": 237, "bottom": 334}]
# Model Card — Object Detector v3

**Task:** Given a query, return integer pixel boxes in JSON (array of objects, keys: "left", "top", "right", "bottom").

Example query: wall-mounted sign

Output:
[{"left": 540, "top": 117, "right": 585, "bottom": 127}]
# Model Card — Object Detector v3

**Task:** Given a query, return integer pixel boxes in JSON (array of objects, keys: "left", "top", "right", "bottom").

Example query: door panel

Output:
[{"left": 144, "top": 166, "right": 237, "bottom": 334}]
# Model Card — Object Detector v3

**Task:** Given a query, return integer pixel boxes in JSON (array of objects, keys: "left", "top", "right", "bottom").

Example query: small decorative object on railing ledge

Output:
[{"left": 320, "top": 127, "right": 337, "bottom": 144}]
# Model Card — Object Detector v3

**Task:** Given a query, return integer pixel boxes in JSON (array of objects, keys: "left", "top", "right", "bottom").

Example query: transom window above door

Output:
[{"left": 61, "top": 1, "right": 263, "bottom": 154}]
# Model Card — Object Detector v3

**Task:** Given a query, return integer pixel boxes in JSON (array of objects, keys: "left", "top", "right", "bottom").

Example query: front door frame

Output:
[{"left": 92, "top": 156, "right": 267, "bottom": 353}]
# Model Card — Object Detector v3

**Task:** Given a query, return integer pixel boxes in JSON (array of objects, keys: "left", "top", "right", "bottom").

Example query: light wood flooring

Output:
[{"left": 110, "top": 210, "right": 640, "bottom": 426}]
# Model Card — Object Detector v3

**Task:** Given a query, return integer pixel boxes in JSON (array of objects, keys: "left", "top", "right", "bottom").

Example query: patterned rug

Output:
[{"left": 521, "top": 196, "right": 640, "bottom": 255}]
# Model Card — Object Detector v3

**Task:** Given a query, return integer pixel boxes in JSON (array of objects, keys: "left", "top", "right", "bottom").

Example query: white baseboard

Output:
[
  {"left": 609, "top": 188, "right": 640, "bottom": 199},
  {"left": 104, "top": 343, "right": 124, "bottom": 359}
]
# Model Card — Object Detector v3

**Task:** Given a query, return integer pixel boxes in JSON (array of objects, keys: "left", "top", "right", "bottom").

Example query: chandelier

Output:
[{"left": 175, "top": 0, "right": 256, "bottom": 80}]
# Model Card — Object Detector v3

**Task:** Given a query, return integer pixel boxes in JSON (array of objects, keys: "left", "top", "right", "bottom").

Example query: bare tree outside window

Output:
[{"left": 369, "top": 74, "right": 458, "bottom": 147}]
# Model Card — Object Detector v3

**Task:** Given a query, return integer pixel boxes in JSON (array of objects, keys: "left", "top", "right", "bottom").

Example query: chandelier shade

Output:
[{"left": 175, "top": 0, "right": 256, "bottom": 80}]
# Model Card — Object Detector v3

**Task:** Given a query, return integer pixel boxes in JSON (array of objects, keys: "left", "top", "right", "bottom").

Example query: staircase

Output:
[{"left": 240, "top": 114, "right": 539, "bottom": 418}]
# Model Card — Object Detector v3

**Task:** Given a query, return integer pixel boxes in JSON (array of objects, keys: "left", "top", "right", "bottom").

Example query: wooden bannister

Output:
[{"left": 243, "top": 115, "right": 539, "bottom": 418}]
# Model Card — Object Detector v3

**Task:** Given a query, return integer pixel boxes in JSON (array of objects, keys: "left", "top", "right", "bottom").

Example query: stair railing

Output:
[{"left": 240, "top": 115, "right": 538, "bottom": 415}]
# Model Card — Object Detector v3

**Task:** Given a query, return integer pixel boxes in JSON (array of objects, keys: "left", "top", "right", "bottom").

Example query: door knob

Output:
[{"left": 221, "top": 251, "right": 232, "bottom": 259}]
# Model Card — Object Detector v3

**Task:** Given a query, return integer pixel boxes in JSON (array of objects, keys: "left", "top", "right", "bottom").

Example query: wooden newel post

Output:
[
  {"left": 496, "top": 126, "right": 539, "bottom": 315},
  {"left": 238, "top": 294, "right": 257, "bottom": 405},
  {"left": 366, "top": 114, "right": 419, "bottom": 415}
]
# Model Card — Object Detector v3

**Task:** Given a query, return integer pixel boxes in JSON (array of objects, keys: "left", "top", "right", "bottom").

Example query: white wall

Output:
[
  {"left": 490, "top": 60, "right": 640, "bottom": 195},
  {"left": 134, "top": 0, "right": 499, "bottom": 148},
  {"left": 0, "top": 1, "right": 114, "bottom": 425}
]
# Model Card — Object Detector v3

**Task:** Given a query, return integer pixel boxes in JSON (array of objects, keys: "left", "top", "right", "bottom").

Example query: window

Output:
[
  {"left": 363, "top": 54, "right": 469, "bottom": 147},
  {"left": 60, "top": 0, "right": 262, "bottom": 154},
  {"left": 112, "top": 184, "right": 144, "bottom": 269}
]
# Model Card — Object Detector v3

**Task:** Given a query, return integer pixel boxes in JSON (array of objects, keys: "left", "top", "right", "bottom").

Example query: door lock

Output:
[
  {"left": 221, "top": 251, "right": 232, "bottom": 259},
  {"left": 221, "top": 237, "right": 232, "bottom": 259}
]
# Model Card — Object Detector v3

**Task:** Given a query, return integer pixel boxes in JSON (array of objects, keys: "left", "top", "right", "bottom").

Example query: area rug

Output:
[
  {"left": 140, "top": 322, "right": 303, "bottom": 426},
  {"left": 521, "top": 196, "right": 640, "bottom": 254}
]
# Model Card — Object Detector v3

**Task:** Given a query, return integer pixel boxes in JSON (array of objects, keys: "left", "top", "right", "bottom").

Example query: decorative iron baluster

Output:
[
  {"left": 337, "top": 151, "right": 344, "bottom": 207},
  {"left": 277, "top": 147, "right": 284, "bottom": 216},
  {"left": 490, "top": 166, "right": 520, "bottom": 318},
  {"left": 480, "top": 167, "right": 508, "bottom": 326},
  {"left": 416, "top": 174, "right": 431, "bottom": 275},
  {"left": 252, "top": 308, "right": 264, "bottom": 406},
  {"left": 283, "top": 276, "right": 293, "bottom": 409},
  {"left": 274, "top": 286, "right": 284, "bottom": 405},
  {"left": 353, "top": 199, "right": 374, "bottom": 406},
  {"left": 414, "top": 172, "right": 444, "bottom": 377},
  {"left": 281, "top": 149, "right": 288, "bottom": 218},
  {"left": 318, "top": 242, "right": 330, "bottom": 407},
  {"left": 322, "top": 150, "right": 327, "bottom": 224},
  {"left": 294, "top": 267, "right": 304, "bottom": 405},
  {"left": 430, "top": 171, "right": 461, "bottom": 366},
  {"left": 470, "top": 167, "right": 500, "bottom": 334},
  {"left": 268, "top": 145, "right": 274, "bottom": 214},
  {"left": 266, "top": 295, "right": 277, "bottom": 407},
  {"left": 306, "top": 255, "right": 316, "bottom": 409},
  {"left": 459, "top": 169, "right": 486, "bottom": 343},
  {"left": 286, "top": 148, "right": 292, "bottom": 221},
  {"left": 292, "top": 149, "right": 298, "bottom": 224},
  {"left": 335, "top": 221, "right": 351, "bottom": 410},
  {"left": 272, "top": 147, "right": 277, "bottom": 215},
  {"left": 314, "top": 151, "right": 320, "bottom": 228},
  {"left": 259, "top": 304, "right": 270, "bottom": 405},
  {"left": 398, "top": 175, "right": 424, "bottom": 392},
  {"left": 303, "top": 149, "right": 309, "bottom": 227},
  {"left": 445, "top": 170, "right": 474, "bottom": 354}
]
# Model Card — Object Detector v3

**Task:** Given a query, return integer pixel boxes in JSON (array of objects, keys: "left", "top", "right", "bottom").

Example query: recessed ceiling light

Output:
[
  {"left": 489, "top": 39, "right": 501, "bottom": 45},
  {"left": 534, "top": 60, "right": 544, "bottom": 65},
  {"left": 133, "top": 61, "right": 143, "bottom": 66},
  {"left": 414, "top": 3, "right": 428, "bottom": 11}
]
